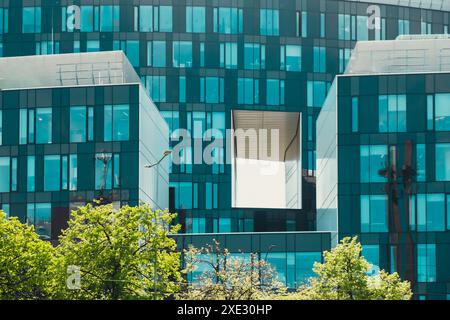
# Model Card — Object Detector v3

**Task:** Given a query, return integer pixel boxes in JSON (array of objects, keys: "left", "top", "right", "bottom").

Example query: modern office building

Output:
[
  {"left": 0, "top": 51, "right": 169, "bottom": 241},
  {"left": 1, "top": 0, "right": 450, "bottom": 298},
  {"left": 317, "top": 37, "right": 450, "bottom": 299}
]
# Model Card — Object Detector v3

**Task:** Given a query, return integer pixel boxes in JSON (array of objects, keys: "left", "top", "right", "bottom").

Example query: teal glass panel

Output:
[
  {"left": 159, "top": 6, "right": 172, "bottom": 32},
  {"left": 81, "top": 6, "right": 94, "bottom": 32},
  {"left": 69, "top": 154, "right": 77, "bottom": 191},
  {"left": 2, "top": 158, "right": 11, "bottom": 192},
  {"left": 285, "top": 45, "right": 301, "bottom": 71},
  {"left": 186, "top": 6, "right": 205, "bottom": 33},
  {"left": 36, "top": 108, "right": 52, "bottom": 144},
  {"left": 139, "top": 6, "right": 152, "bottom": 32},
  {"left": 27, "top": 156, "right": 35, "bottom": 192},
  {"left": 70, "top": 106, "right": 86, "bottom": 143},
  {"left": 95, "top": 153, "right": 112, "bottom": 190},
  {"left": 34, "top": 203, "right": 51, "bottom": 240},
  {"left": 435, "top": 94, "right": 450, "bottom": 131},
  {"left": 417, "top": 244, "right": 436, "bottom": 283},
  {"left": 436, "top": 143, "right": 450, "bottom": 181},
  {"left": 362, "top": 245, "right": 379, "bottom": 275},
  {"left": 44, "top": 155, "right": 60, "bottom": 191},
  {"left": 295, "top": 252, "right": 321, "bottom": 285}
]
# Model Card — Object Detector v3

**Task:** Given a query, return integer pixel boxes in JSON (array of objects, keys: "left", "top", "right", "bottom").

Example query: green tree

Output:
[
  {"left": 177, "top": 240, "right": 286, "bottom": 300},
  {"left": 277, "top": 237, "right": 412, "bottom": 300},
  {"left": 57, "top": 204, "right": 182, "bottom": 300},
  {"left": 0, "top": 211, "right": 62, "bottom": 299}
]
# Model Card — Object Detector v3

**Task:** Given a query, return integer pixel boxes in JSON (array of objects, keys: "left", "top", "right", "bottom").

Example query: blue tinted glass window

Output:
[
  {"left": 416, "top": 194, "right": 445, "bottom": 232},
  {"left": 352, "top": 97, "right": 359, "bottom": 132},
  {"left": 186, "top": 6, "right": 205, "bottom": 33},
  {"left": 417, "top": 144, "right": 426, "bottom": 181},
  {"left": 295, "top": 252, "right": 321, "bottom": 285},
  {"left": 0, "top": 157, "right": 10, "bottom": 192},
  {"left": 159, "top": 6, "right": 172, "bottom": 32},
  {"left": 119, "top": 40, "right": 139, "bottom": 67},
  {"left": 81, "top": 6, "right": 94, "bottom": 32},
  {"left": 360, "top": 145, "right": 388, "bottom": 183},
  {"left": 362, "top": 245, "right": 380, "bottom": 275},
  {"left": 436, "top": 143, "right": 450, "bottom": 181},
  {"left": 139, "top": 6, "right": 152, "bottom": 31},
  {"left": 244, "top": 43, "right": 265, "bottom": 70},
  {"left": 69, "top": 154, "right": 77, "bottom": 191},
  {"left": 104, "top": 105, "right": 129, "bottom": 141},
  {"left": 36, "top": 108, "right": 52, "bottom": 144},
  {"left": 113, "top": 154, "right": 120, "bottom": 188},
  {"left": 398, "top": 19, "right": 410, "bottom": 35},
  {"left": 338, "top": 14, "right": 351, "bottom": 40},
  {"left": 44, "top": 155, "right": 60, "bottom": 191},
  {"left": 378, "top": 95, "right": 406, "bottom": 132},
  {"left": 27, "top": 156, "right": 35, "bottom": 192},
  {"left": 95, "top": 153, "right": 112, "bottom": 190},
  {"left": 220, "top": 42, "right": 237, "bottom": 69},
  {"left": 179, "top": 76, "right": 186, "bottom": 103},
  {"left": 100, "top": 5, "right": 119, "bottom": 32},
  {"left": 218, "top": 218, "right": 231, "bottom": 233},
  {"left": 417, "top": 244, "right": 436, "bottom": 282},
  {"left": 427, "top": 95, "right": 434, "bottom": 130},
  {"left": 179, "top": 182, "right": 193, "bottom": 209},
  {"left": 61, "top": 156, "right": 68, "bottom": 190},
  {"left": 1, "top": 204, "right": 9, "bottom": 216},
  {"left": 19, "top": 109, "right": 27, "bottom": 144},
  {"left": 238, "top": 78, "right": 259, "bottom": 105},
  {"left": 266, "top": 252, "right": 287, "bottom": 285},
  {"left": 215, "top": 7, "right": 242, "bottom": 34},
  {"left": 313, "top": 47, "right": 326, "bottom": 73},
  {"left": 361, "top": 195, "right": 388, "bottom": 233},
  {"left": 205, "top": 182, "right": 212, "bottom": 209},
  {"left": 113, "top": 105, "right": 129, "bottom": 141},
  {"left": 147, "top": 41, "right": 166, "bottom": 67},
  {"left": 267, "top": 79, "right": 284, "bottom": 105},
  {"left": 447, "top": 195, "right": 450, "bottom": 230},
  {"left": 320, "top": 13, "right": 325, "bottom": 37},
  {"left": 285, "top": 45, "right": 301, "bottom": 71},
  {"left": 22, "top": 7, "right": 41, "bottom": 33},
  {"left": 0, "top": 8, "right": 7, "bottom": 34},
  {"left": 173, "top": 41, "right": 193, "bottom": 68},
  {"left": 88, "top": 107, "right": 94, "bottom": 141},
  {"left": 357, "top": 16, "right": 368, "bottom": 40},
  {"left": 200, "top": 77, "right": 223, "bottom": 104},
  {"left": 200, "top": 42, "right": 205, "bottom": 67},
  {"left": 27, "top": 203, "right": 51, "bottom": 240},
  {"left": 301, "top": 11, "right": 308, "bottom": 37},
  {"left": 146, "top": 76, "right": 166, "bottom": 102},
  {"left": 10, "top": 157, "right": 16, "bottom": 192},
  {"left": 435, "top": 94, "right": 450, "bottom": 131},
  {"left": 86, "top": 40, "right": 99, "bottom": 52},
  {"left": 307, "top": 81, "right": 327, "bottom": 107},
  {"left": 70, "top": 106, "right": 86, "bottom": 143},
  {"left": 260, "top": 9, "right": 279, "bottom": 36}
]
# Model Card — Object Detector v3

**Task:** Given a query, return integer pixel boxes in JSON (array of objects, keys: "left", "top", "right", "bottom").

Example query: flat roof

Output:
[
  {"left": 0, "top": 51, "right": 140, "bottom": 90},
  {"left": 345, "top": 36, "right": 450, "bottom": 75},
  {"left": 346, "top": 0, "right": 450, "bottom": 11}
]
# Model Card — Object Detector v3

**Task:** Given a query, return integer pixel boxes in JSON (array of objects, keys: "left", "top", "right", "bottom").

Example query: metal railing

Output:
[
  {"left": 348, "top": 46, "right": 450, "bottom": 74},
  {"left": 56, "top": 60, "right": 125, "bottom": 86}
]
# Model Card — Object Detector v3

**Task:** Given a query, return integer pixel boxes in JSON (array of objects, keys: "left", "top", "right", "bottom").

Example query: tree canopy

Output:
[
  {"left": 0, "top": 211, "right": 61, "bottom": 299},
  {"left": 177, "top": 240, "right": 286, "bottom": 300},
  {"left": 57, "top": 203, "right": 182, "bottom": 299},
  {"left": 277, "top": 237, "right": 412, "bottom": 300}
]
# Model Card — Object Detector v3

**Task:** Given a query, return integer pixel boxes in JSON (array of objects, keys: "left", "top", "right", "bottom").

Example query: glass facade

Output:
[
  {"left": 175, "top": 232, "right": 330, "bottom": 289},
  {"left": 318, "top": 72, "right": 450, "bottom": 299},
  {"left": 2, "top": 0, "right": 450, "bottom": 297},
  {"left": 0, "top": 83, "right": 168, "bottom": 241}
]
